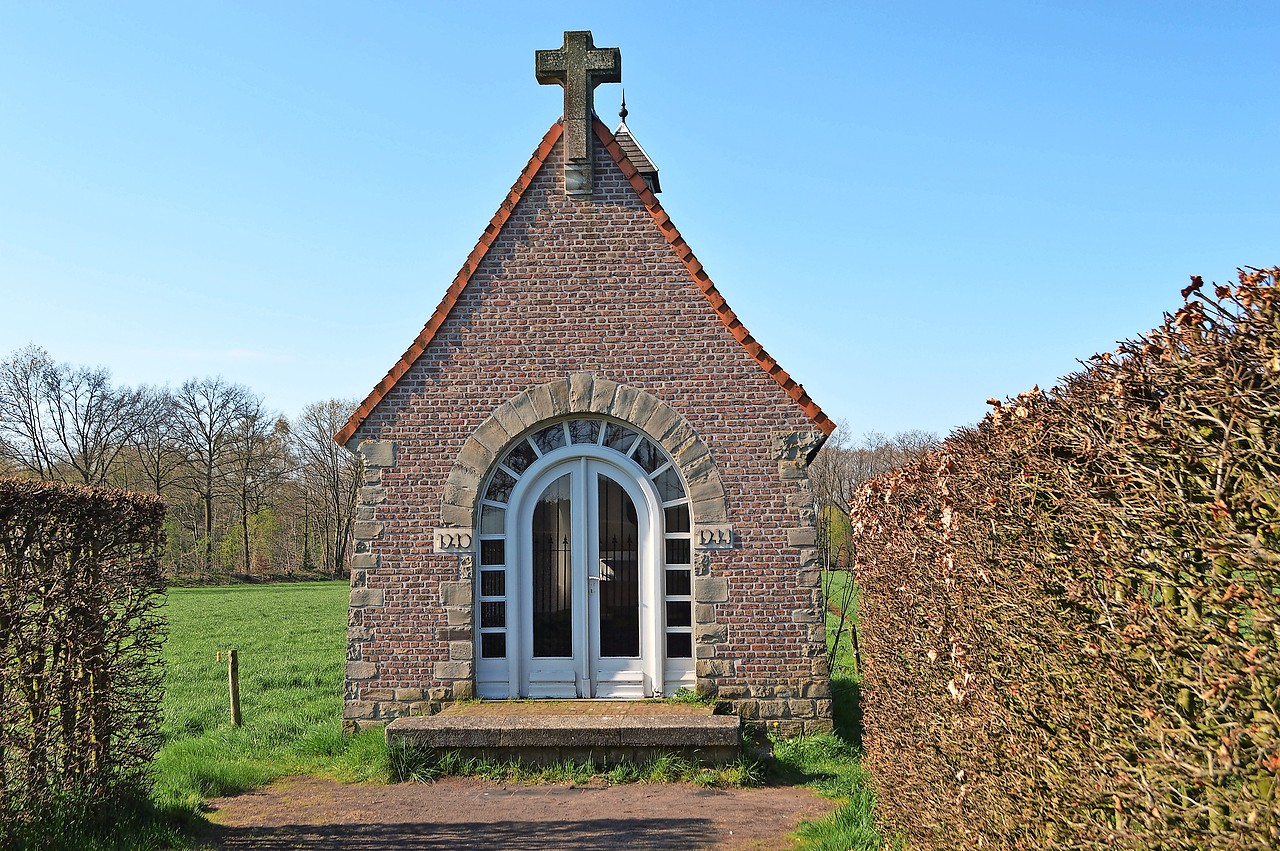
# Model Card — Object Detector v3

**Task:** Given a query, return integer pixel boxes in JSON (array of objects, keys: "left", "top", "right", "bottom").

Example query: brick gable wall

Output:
[{"left": 345, "top": 127, "right": 831, "bottom": 735}]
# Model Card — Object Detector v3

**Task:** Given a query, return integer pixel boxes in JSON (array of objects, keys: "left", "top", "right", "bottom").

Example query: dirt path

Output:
[{"left": 201, "top": 774, "right": 836, "bottom": 850}]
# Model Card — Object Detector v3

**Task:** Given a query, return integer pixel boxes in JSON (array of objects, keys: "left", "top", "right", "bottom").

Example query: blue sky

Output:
[{"left": 1, "top": 2, "right": 1276, "bottom": 438}]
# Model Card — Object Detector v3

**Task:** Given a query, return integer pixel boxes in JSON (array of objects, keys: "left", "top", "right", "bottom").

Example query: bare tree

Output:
[
  {"left": 0, "top": 345, "right": 147, "bottom": 484},
  {"left": 171, "top": 377, "right": 257, "bottom": 573},
  {"left": 808, "top": 422, "right": 860, "bottom": 514},
  {"left": 292, "top": 399, "right": 361, "bottom": 577},
  {"left": 43, "top": 363, "right": 148, "bottom": 485},
  {"left": 123, "top": 387, "right": 186, "bottom": 496},
  {"left": 225, "top": 408, "right": 289, "bottom": 576},
  {"left": 810, "top": 422, "right": 942, "bottom": 516},
  {"left": 0, "top": 345, "right": 58, "bottom": 479}
]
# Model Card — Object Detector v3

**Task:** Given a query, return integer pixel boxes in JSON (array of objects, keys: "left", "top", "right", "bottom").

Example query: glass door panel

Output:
[
  {"left": 531, "top": 473, "right": 573, "bottom": 658},
  {"left": 596, "top": 473, "right": 640, "bottom": 658}
]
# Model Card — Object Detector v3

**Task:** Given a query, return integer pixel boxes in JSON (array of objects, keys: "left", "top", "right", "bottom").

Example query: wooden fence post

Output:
[{"left": 228, "top": 648, "right": 242, "bottom": 727}]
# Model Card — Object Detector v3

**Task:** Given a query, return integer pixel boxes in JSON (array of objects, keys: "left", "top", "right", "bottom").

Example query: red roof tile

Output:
[{"left": 335, "top": 119, "right": 833, "bottom": 445}]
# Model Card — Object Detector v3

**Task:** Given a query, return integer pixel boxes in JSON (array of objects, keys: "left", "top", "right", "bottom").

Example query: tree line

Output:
[
  {"left": 0, "top": 344, "right": 935, "bottom": 582},
  {"left": 807, "top": 423, "right": 940, "bottom": 568},
  {"left": 0, "top": 344, "right": 360, "bottom": 581}
]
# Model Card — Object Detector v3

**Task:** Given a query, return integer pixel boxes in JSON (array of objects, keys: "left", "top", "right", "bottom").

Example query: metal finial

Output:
[{"left": 619, "top": 89, "right": 628, "bottom": 122}]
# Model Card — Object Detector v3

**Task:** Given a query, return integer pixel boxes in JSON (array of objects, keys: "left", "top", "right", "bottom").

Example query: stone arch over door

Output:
[
  {"left": 439, "top": 373, "right": 730, "bottom": 533},
  {"left": 426, "top": 373, "right": 736, "bottom": 703}
]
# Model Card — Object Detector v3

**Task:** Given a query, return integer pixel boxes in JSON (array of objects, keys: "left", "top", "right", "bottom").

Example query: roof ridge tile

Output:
[
  {"left": 590, "top": 118, "right": 833, "bottom": 435},
  {"left": 334, "top": 117, "right": 832, "bottom": 446}
]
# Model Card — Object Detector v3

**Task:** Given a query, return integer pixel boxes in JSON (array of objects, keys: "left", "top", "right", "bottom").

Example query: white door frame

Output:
[{"left": 506, "top": 445, "right": 665, "bottom": 698}]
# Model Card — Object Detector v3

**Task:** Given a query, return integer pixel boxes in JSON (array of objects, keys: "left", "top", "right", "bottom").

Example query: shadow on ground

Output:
[
  {"left": 833, "top": 674, "right": 862, "bottom": 750},
  {"left": 206, "top": 817, "right": 714, "bottom": 849}
]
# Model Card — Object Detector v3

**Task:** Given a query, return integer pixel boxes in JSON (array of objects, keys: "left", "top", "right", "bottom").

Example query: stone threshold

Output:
[{"left": 385, "top": 700, "right": 742, "bottom": 766}]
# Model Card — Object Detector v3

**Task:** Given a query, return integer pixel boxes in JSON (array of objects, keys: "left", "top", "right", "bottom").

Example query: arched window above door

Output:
[{"left": 436, "top": 375, "right": 730, "bottom": 536}]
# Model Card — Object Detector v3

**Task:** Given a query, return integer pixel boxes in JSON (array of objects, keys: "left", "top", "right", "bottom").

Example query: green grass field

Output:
[
  {"left": 63, "top": 575, "right": 880, "bottom": 849},
  {"left": 154, "top": 581, "right": 388, "bottom": 816},
  {"left": 781, "top": 569, "right": 881, "bottom": 851}
]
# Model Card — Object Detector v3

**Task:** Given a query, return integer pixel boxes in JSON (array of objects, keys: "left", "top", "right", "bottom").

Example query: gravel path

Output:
[{"left": 201, "top": 774, "right": 836, "bottom": 850}]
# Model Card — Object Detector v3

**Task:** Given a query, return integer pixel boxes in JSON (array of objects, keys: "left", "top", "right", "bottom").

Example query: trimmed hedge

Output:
[
  {"left": 0, "top": 478, "right": 166, "bottom": 834},
  {"left": 849, "top": 268, "right": 1279, "bottom": 849}
]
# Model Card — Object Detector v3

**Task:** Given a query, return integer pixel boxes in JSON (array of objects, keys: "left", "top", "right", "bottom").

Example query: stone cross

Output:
[{"left": 536, "top": 31, "right": 621, "bottom": 195}]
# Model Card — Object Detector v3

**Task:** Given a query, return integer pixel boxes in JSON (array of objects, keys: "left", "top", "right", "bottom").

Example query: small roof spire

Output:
[{"left": 612, "top": 96, "right": 661, "bottom": 195}]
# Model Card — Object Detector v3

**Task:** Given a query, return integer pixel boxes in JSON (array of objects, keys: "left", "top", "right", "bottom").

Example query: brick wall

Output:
[{"left": 344, "top": 125, "right": 830, "bottom": 735}]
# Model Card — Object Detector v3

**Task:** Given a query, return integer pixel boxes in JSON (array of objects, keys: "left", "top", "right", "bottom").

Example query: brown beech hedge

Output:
[
  {"left": 0, "top": 479, "right": 166, "bottom": 829},
  {"left": 849, "top": 268, "right": 1279, "bottom": 849}
]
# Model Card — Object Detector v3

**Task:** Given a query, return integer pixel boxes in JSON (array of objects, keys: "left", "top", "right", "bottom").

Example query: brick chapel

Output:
[{"left": 336, "top": 32, "right": 835, "bottom": 734}]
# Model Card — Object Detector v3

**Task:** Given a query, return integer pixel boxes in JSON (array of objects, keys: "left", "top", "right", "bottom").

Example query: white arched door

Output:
[
  {"left": 472, "top": 417, "right": 695, "bottom": 700},
  {"left": 513, "top": 455, "right": 658, "bottom": 698}
]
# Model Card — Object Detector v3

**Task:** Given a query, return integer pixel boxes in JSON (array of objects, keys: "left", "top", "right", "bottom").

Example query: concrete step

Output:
[{"left": 385, "top": 700, "right": 742, "bottom": 766}]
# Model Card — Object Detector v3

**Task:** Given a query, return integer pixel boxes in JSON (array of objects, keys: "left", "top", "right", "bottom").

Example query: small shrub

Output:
[{"left": 667, "top": 686, "right": 713, "bottom": 706}]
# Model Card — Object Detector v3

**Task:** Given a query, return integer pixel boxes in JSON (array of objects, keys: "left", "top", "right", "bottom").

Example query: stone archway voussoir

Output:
[{"left": 437, "top": 374, "right": 731, "bottom": 532}]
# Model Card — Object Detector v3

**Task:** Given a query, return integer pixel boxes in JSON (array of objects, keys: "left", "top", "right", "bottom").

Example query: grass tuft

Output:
[
  {"left": 389, "top": 744, "right": 764, "bottom": 789},
  {"left": 771, "top": 720, "right": 883, "bottom": 849},
  {"left": 666, "top": 686, "right": 714, "bottom": 706},
  {"left": 776, "top": 571, "right": 886, "bottom": 850},
  {"left": 4, "top": 793, "right": 196, "bottom": 851}
]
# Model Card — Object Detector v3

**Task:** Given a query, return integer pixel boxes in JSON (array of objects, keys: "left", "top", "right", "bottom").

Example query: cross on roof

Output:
[{"left": 536, "top": 31, "right": 621, "bottom": 195}]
